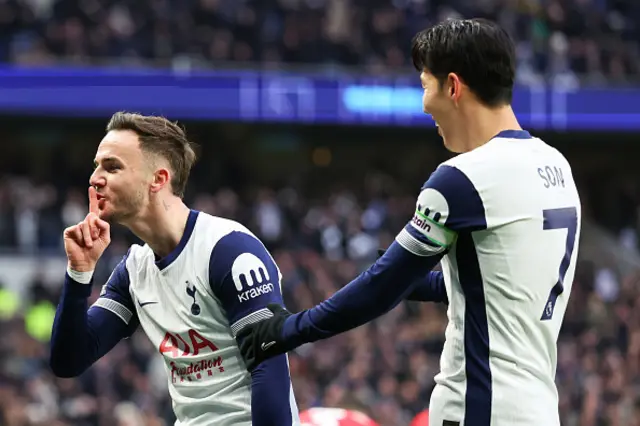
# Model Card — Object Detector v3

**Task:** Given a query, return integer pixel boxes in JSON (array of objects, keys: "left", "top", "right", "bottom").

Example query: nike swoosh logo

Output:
[
  {"left": 138, "top": 300, "right": 158, "bottom": 308},
  {"left": 261, "top": 341, "right": 276, "bottom": 351}
]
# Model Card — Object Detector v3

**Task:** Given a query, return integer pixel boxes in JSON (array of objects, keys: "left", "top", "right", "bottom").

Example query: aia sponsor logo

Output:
[
  {"left": 159, "top": 329, "right": 226, "bottom": 383},
  {"left": 170, "top": 356, "right": 225, "bottom": 383},
  {"left": 158, "top": 329, "right": 218, "bottom": 357}
]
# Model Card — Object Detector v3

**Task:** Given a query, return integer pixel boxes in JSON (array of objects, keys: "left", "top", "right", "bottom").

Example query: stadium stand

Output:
[
  {"left": 1, "top": 1, "right": 640, "bottom": 425},
  {"left": 1, "top": 0, "right": 638, "bottom": 80}
]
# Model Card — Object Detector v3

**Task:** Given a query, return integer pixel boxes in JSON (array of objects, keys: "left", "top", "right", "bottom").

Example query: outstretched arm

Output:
[
  {"left": 281, "top": 239, "right": 446, "bottom": 347},
  {"left": 237, "top": 164, "right": 487, "bottom": 371},
  {"left": 280, "top": 164, "right": 486, "bottom": 345}
]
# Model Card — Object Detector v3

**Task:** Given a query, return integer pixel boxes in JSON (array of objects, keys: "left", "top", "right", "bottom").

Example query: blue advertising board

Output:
[{"left": 0, "top": 66, "right": 638, "bottom": 130}]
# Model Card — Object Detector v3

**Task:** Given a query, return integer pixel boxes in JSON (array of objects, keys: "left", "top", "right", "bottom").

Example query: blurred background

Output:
[{"left": 1, "top": 0, "right": 640, "bottom": 425}]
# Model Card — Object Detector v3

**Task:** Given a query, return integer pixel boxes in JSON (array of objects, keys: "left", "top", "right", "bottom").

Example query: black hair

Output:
[{"left": 411, "top": 18, "right": 516, "bottom": 107}]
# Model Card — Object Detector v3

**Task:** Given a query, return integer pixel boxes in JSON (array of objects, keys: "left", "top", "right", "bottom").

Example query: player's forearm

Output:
[
  {"left": 377, "top": 249, "right": 447, "bottom": 304},
  {"left": 250, "top": 355, "right": 297, "bottom": 426},
  {"left": 49, "top": 274, "right": 104, "bottom": 377},
  {"left": 282, "top": 242, "right": 443, "bottom": 345},
  {"left": 405, "top": 271, "right": 448, "bottom": 304}
]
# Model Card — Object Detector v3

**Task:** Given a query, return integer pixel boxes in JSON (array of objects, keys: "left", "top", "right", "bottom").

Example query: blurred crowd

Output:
[
  {"left": 1, "top": 170, "right": 640, "bottom": 426},
  {"left": 1, "top": 0, "right": 640, "bottom": 424},
  {"left": 1, "top": 0, "right": 639, "bottom": 81}
]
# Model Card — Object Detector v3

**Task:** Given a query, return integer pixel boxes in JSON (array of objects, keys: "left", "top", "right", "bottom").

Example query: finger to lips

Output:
[
  {"left": 88, "top": 186, "right": 100, "bottom": 215},
  {"left": 88, "top": 187, "right": 101, "bottom": 239},
  {"left": 87, "top": 213, "right": 99, "bottom": 239}
]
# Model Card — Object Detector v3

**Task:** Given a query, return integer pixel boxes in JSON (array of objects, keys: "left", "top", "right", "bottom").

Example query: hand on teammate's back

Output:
[{"left": 63, "top": 186, "right": 111, "bottom": 272}]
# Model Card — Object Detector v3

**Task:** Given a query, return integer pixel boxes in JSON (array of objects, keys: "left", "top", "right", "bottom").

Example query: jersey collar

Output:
[
  {"left": 155, "top": 209, "right": 199, "bottom": 270},
  {"left": 493, "top": 129, "right": 532, "bottom": 140}
]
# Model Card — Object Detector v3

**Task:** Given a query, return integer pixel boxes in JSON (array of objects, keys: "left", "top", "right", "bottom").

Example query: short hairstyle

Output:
[
  {"left": 411, "top": 18, "right": 516, "bottom": 107},
  {"left": 106, "top": 112, "right": 197, "bottom": 198}
]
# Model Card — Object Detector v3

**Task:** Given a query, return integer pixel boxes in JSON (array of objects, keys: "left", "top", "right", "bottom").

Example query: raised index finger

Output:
[{"left": 88, "top": 186, "right": 99, "bottom": 214}]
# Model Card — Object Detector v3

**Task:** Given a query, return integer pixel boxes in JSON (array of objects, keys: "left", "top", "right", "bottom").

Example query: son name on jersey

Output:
[{"left": 538, "top": 165, "right": 565, "bottom": 189}]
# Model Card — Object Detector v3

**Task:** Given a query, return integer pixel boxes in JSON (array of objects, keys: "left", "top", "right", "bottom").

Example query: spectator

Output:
[
  {"left": 1, "top": 0, "right": 638, "bottom": 80},
  {"left": 1, "top": 169, "right": 640, "bottom": 424}
]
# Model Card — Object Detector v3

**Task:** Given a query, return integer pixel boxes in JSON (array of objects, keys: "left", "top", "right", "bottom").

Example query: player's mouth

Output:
[{"left": 96, "top": 193, "right": 107, "bottom": 208}]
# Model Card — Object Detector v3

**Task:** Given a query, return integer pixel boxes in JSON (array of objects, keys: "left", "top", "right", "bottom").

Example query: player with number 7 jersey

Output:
[
  {"left": 236, "top": 130, "right": 581, "bottom": 426},
  {"left": 235, "top": 19, "right": 581, "bottom": 426},
  {"left": 414, "top": 131, "right": 581, "bottom": 426}
]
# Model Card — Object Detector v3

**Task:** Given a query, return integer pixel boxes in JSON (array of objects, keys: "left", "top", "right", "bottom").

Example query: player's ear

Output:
[
  {"left": 447, "top": 73, "right": 462, "bottom": 104},
  {"left": 150, "top": 168, "right": 171, "bottom": 193}
]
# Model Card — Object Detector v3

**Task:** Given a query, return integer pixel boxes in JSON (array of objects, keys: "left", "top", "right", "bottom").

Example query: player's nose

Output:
[{"left": 89, "top": 170, "right": 105, "bottom": 188}]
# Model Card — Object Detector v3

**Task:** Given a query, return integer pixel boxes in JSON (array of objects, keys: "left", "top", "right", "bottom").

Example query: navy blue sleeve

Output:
[
  {"left": 406, "top": 271, "right": 448, "bottom": 304},
  {"left": 376, "top": 249, "right": 447, "bottom": 304},
  {"left": 281, "top": 241, "right": 445, "bottom": 346},
  {"left": 396, "top": 164, "right": 485, "bottom": 305},
  {"left": 209, "top": 231, "right": 298, "bottom": 426},
  {"left": 49, "top": 252, "right": 139, "bottom": 378},
  {"left": 415, "top": 165, "right": 487, "bottom": 233},
  {"left": 280, "top": 164, "right": 487, "bottom": 345}
]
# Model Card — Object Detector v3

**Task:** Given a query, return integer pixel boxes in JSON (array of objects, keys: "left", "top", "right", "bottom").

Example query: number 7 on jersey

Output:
[{"left": 541, "top": 207, "right": 578, "bottom": 321}]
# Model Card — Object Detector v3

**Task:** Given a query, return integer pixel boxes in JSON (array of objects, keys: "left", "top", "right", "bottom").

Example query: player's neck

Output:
[
  {"left": 458, "top": 104, "right": 521, "bottom": 152},
  {"left": 128, "top": 198, "right": 192, "bottom": 258}
]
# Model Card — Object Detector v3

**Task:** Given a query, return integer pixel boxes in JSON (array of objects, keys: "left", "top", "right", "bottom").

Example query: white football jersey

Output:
[
  {"left": 92, "top": 211, "right": 300, "bottom": 426},
  {"left": 396, "top": 130, "right": 581, "bottom": 426}
]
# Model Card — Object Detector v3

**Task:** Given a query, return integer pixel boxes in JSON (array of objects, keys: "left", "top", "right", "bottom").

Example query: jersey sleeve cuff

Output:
[
  {"left": 66, "top": 267, "right": 94, "bottom": 284},
  {"left": 230, "top": 308, "right": 274, "bottom": 337},
  {"left": 396, "top": 226, "right": 448, "bottom": 257},
  {"left": 90, "top": 298, "right": 134, "bottom": 325}
]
